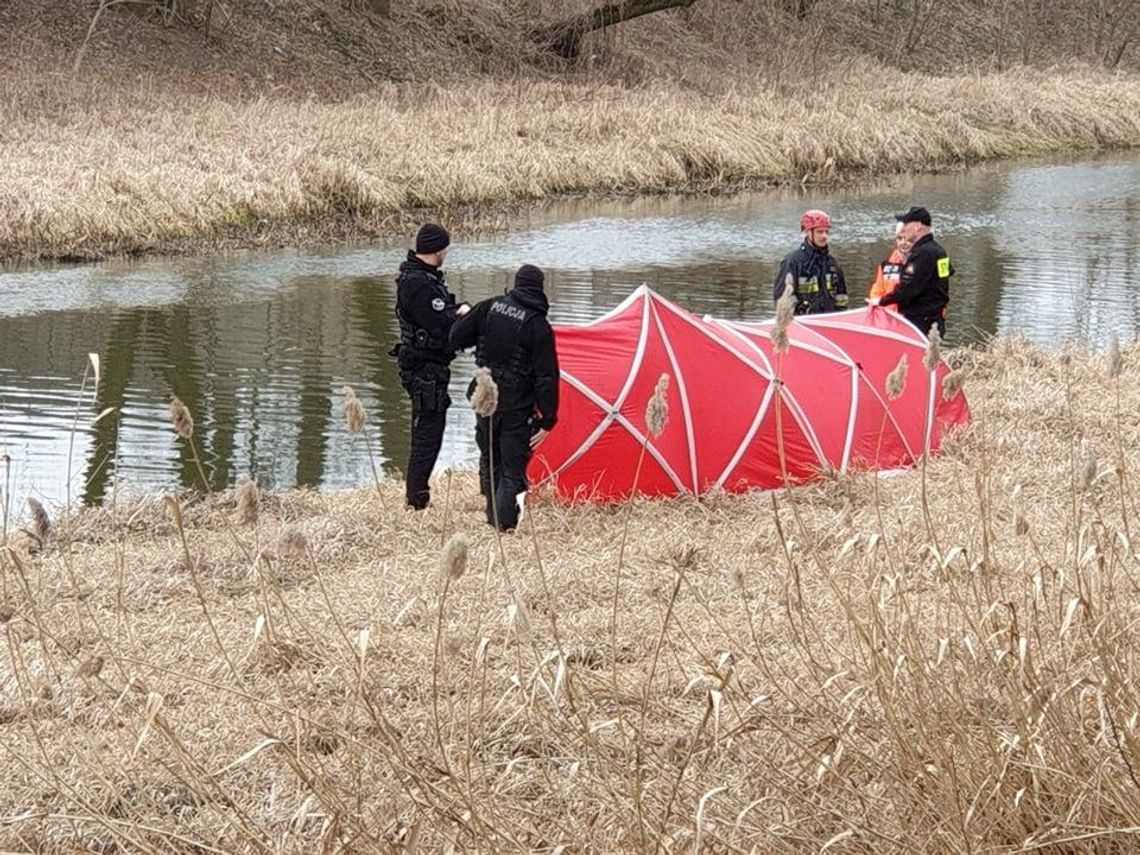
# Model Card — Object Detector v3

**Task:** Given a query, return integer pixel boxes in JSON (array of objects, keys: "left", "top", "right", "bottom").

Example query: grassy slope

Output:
[
  {"left": 1, "top": 338, "right": 1139, "bottom": 852},
  {"left": 1, "top": 1, "right": 1139, "bottom": 262}
]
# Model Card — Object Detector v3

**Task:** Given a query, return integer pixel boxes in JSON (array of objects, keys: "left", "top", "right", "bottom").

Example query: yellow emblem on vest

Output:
[{"left": 936, "top": 257, "right": 951, "bottom": 278}]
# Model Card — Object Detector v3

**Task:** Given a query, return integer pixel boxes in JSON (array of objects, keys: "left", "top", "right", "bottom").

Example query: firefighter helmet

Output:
[{"left": 799, "top": 209, "right": 832, "bottom": 231}]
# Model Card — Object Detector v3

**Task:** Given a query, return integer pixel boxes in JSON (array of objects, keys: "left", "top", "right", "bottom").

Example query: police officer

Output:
[
  {"left": 449, "top": 264, "right": 559, "bottom": 531},
  {"left": 877, "top": 206, "right": 951, "bottom": 336},
  {"left": 773, "top": 209, "right": 848, "bottom": 314},
  {"left": 393, "top": 223, "right": 470, "bottom": 510}
]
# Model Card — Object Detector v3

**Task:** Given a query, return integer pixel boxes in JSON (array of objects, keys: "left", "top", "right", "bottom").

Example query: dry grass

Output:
[
  {"left": 2, "top": 0, "right": 1138, "bottom": 263},
  {"left": 2, "top": 63, "right": 1139, "bottom": 263},
  {"left": 1, "top": 335, "right": 1139, "bottom": 852}
]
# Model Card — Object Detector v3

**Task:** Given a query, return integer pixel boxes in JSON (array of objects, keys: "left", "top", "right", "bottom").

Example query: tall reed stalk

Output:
[{"left": 611, "top": 373, "right": 669, "bottom": 694}]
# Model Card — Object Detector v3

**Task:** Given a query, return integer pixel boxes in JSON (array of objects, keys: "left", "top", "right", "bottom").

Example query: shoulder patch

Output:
[
  {"left": 936, "top": 257, "right": 952, "bottom": 278},
  {"left": 431, "top": 297, "right": 446, "bottom": 311}
]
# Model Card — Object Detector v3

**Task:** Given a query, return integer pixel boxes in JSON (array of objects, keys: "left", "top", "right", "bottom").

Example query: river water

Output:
[{"left": 1, "top": 152, "right": 1137, "bottom": 514}]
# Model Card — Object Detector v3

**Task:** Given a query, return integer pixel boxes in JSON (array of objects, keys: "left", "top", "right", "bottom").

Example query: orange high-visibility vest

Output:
[{"left": 868, "top": 249, "right": 905, "bottom": 310}]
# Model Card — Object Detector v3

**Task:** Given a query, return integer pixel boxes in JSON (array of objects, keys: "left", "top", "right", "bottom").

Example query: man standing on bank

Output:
[
  {"left": 393, "top": 223, "right": 470, "bottom": 510},
  {"left": 773, "top": 209, "right": 849, "bottom": 314},
  {"left": 876, "top": 206, "right": 952, "bottom": 336},
  {"left": 449, "top": 264, "right": 559, "bottom": 532}
]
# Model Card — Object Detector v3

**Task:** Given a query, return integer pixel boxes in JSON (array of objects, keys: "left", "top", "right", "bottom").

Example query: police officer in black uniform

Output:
[
  {"left": 772, "top": 209, "right": 849, "bottom": 314},
  {"left": 449, "top": 264, "right": 559, "bottom": 531},
  {"left": 878, "top": 206, "right": 951, "bottom": 336},
  {"left": 393, "top": 223, "right": 470, "bottom": 509}
]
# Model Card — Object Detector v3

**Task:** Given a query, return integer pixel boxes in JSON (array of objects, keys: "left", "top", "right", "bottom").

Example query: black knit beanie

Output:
[
  {"left": 415, "top": 223, "right": 450, "bottom": 254},
  {"left": 513, "top": 264, "right": 545, "bottom": 291}
]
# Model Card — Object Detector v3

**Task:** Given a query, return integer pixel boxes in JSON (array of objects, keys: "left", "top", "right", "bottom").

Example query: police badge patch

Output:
[{"left": 431, "top": 298, "right": 446, "bottom": 311}]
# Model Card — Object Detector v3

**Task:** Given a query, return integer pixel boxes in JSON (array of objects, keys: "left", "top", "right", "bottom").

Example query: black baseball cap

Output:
[{"left": 895, "top": 206, "right": 932, "bottom": 226}]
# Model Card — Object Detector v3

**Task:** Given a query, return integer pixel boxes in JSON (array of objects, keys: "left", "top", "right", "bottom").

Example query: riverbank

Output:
[
  {"left": 2, "top": 336, "right": 1139, "bottom": 851},
  {"left": 3, "top": 65, "right": 1140, "bottom": 264}
]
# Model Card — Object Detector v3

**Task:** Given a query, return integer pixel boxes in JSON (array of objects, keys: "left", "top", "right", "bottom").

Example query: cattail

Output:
[
  {"left": 276, "top": 527, "right": 308, "bottom": 559},
  {"left": 471, "top": 367, "right": 499, "bottom": 418},
  {"left": 772, "top": 277, "right": 795, "bottom": 354},
  {"left": 235, "top": 475, "right": 259, "bottom": 526},
  {"left": 646, "top": 373, "right": 669, "bottom": 437},
  {"left": 941, "top": 369, "right": 964, "bottom": 401},
  {"left": 342, "top": 385, "right": 366, "bottom": 434},
  {"left": 169, "top": 397, "right": 194, "bottom": 439},
  {"left": 1079, "top": 451, "right": 1097, "bottom": 492},
  {"left": 885, "top": 353, "right": 908, "bottom": 400},
  {"left": 1107, "top": 334, "right": 1122, "bottom": 380},
  {"left": 26, "top": 498, "right": 50, "bottom": 542},
  {"left": 440, "top": 532, "right": 468, "bottom": 581},
  {"left": 508, "top": 594, "right": 532, "bottom": 640},
  {"left": 923, "top": 325, "right": 942, "bottom": 372},
  {"left": 76, "top": 655, "right": 104, "bottom": 679}
]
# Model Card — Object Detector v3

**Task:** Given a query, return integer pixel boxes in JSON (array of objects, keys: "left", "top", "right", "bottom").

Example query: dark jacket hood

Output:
[{"left": 508, "top": 284, "right": 549, "bottom": 315}]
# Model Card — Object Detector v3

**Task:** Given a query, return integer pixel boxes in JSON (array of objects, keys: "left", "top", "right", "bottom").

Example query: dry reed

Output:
[
  {"left": 341, "top": 385, "right": 366, "bottom": 434},
  {"left": 772, "top": 278, "right": 796, "bottom": 354},
  {"left": 471, "top": 367, "right": 499, "bottom": 418},
  {"left": 645, "top": 373, "right": 669, "bottom": 437},
  {"left": 1, "top": 337, "right": 1139, "bottom": 853},
  {"left": 941, "top": 368, "right": 965, "bottom": 400},
  {"left": 274, "top": 526, "right": 308, "bottom": 558},
  {"left": 25, "top": 497, "right": 50, "bottom": 543},
  {"left": 234, "top": 475, "right": 259, "bottom": 527},
  {"left": 923, "top": 324, "right": 943, "bottom": 371},
  {"left": 1108, "top": 333, "right": 1123, "bottom": 379},
  {"left": 2, "top": 65, "right": 1139, "bottom": 262},
  {"left": 167, "top": 397, "right": 194, "bottom": 440},
  {"left": 439, "top": 532, "right": 468, "bottom": 581},
  {"left": 886, "top": 352, "right": 908, "bottom": 399}
]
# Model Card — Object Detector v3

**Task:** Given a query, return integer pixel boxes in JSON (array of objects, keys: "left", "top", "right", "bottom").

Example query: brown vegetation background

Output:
[
  {"left": 1, "top": 337, "right": 1139, "bottom": 852},
  {"left": 1, "top": 0, "right": 1138, "bottom": 263},
  {"left": 4, "top": 0, "right": 1137, "bottom": 91}
]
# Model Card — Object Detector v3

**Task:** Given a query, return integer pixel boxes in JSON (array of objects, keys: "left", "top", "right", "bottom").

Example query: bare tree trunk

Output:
[{"left": 536, "top": 0, "right": 700, "bottom": 61}]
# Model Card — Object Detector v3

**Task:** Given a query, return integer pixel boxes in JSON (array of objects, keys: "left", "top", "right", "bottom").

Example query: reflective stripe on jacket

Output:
[{"left": 868, "top": 248, "right": 905, "bottom": 311}]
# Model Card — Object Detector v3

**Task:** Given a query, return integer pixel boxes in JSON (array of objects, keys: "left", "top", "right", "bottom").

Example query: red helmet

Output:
[{"left": 800, "top": 209, "right": 832, "bottom": 231}]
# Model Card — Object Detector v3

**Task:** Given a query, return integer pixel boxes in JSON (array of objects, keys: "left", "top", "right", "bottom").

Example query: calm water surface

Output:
[{"left": 1, "top": 153, "right": 1137, "bottom": 515}]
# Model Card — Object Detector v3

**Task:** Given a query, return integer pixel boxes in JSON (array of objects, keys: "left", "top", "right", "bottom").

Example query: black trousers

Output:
[
  {"left": 905, "top": 313, "right": 946, "bottom": 338},
  {"left": 400, "top": 363, "right": 451, "bottom": 509},
  {"left": 475, "top": 408, "right": 534, "bottom": 531}
]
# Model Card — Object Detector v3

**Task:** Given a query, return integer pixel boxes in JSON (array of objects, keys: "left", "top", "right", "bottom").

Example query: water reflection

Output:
[{"left": 1, "top": 153, "right": 1138, "bottom": 512}]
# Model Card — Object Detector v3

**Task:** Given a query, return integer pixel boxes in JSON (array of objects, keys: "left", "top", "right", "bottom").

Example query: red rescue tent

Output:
[{"left": 527, "top": 286, "right": 970, "bottom": 501}]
